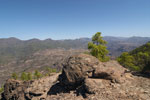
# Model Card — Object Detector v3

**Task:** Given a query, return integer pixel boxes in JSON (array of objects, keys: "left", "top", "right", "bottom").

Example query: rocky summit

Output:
[{"left": 1, "top": 54, "right": 150, "bottom": 100}]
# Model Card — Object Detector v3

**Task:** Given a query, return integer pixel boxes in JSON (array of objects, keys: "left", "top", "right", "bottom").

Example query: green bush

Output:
[
  {"left": 47, "top": 67, "right": 57, "bottom": 73},
  {"left": 88, "top": 32, "right": 109, "bottom": 62},
  {"left": 0, "top": 85, "right": 4, "bottom": 94},
  {"left": 11, "top": 68, "right": 57, "bottom": 81},
  {"left": 27, "top": 72, "right": 32, "bottom": 80},
  {"left": 21, "top": 72, "right": 28, "bottom": 81},
  {"left": 11, "top": 72, "right": 18, "bottom": 80},
  {"left": 117, "top": 42, "right": 150, "bottom": 72},
  {"left": 44, "top": 67, "right": 57, "bottom": 76},
  {"left": 34, "top": 70, "right": 42, "bottom": 79}
]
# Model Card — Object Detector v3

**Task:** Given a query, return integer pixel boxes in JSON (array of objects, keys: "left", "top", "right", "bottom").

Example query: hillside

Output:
[
  {"left": 118, "top": 42, "right": 150, "bottom": 72},
  {"left": 0, "top": 49, "right": 85, "bottom": 86},
  {"left": 104, "top": 36, "right": 150, "bottom": 57},
  {"left": 0, "top": 37, "right": 89, "bottom": 65},
  {"left": 0, "top": 36, "right": 150, "bottom": 65}
]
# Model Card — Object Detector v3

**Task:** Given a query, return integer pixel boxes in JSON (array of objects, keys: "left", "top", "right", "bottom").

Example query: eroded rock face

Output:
[
  {"left": 1, "top": 73, "right": 59, "bottom": 100},
  {"left": 58, "top": 54, "right": 100, "bottom": 87},
  {"left": 1, "top": 79, "right": 28, "bottom": 100}
]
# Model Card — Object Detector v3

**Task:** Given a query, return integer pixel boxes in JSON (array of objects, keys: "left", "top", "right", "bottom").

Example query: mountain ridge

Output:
[{"left": 0, "top": 36, "right": 150, "bottom": 65}]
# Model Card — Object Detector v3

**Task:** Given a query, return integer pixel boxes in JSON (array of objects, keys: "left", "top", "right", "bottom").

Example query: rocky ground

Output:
[{"left": 1, "top": 54, "right": 150, "bottom": 100}]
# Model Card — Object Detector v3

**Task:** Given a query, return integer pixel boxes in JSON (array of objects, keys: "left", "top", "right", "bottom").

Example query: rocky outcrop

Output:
[
  {"left": 1, "top": 73, "right": 59, "bottom": 100},
  {"left": 1, "top": 79, "right": 28, "bottom": 100},
  {"left": 58, "top": 54, "right": 99, "bottom": 87},
  {"left": 1, "top": 54, "right": 150, "bottom": 100},
  {"left": 58, "top": 54, "right": 126, "bottom": 88}
]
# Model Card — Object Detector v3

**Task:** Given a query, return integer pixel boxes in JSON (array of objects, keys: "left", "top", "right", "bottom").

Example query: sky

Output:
[{"left": 0, "top": 0, "right": 150, "bottom": 40}]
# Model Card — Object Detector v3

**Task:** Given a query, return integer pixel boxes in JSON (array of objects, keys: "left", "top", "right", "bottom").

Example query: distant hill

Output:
[
  {"left": 103, "top": 36, "right": 150, "bottom": 57},
  {"left": 0, "top": 36, "right": 150, "bottom": 65},
  {"left": 0, "top": 37, "right": 89, "bottom": 65}
]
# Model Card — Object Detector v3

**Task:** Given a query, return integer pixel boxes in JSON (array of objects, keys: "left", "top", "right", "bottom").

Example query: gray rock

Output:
[{"left": 58, "top": 54, "right": 100, "bottom": 88}]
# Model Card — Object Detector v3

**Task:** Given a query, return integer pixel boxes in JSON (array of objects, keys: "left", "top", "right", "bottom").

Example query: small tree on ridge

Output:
[{"left": 88, "top": 32, "right": 109, "bottom": 62}]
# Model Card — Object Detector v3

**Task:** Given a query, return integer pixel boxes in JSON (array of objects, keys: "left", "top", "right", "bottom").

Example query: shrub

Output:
[
  {"left": 47, "top": 67, "right": 57, "bottom": 73},
  {"left": 21, "top": 72, "right": 28, "bottom": 81},
  {"left": 27, "top": 72, "right": 32, "bottom": 80},
  {"left": 11, "top": 72, "right": 18, "bottom": 80},
  {"left": 34, "top": 70, "right": 42, "bottom": 79},
  {"left": 0, "top": 85, "right": 4, "bottom": 94}
]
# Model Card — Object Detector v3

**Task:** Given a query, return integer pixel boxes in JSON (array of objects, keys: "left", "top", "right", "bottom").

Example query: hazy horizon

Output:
[{"left": 1, "top": 35, "right": 150, "bottom": 41}]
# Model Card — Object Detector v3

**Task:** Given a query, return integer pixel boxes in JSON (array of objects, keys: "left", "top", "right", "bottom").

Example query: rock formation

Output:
[
  {"left": 58, "top": 54, "right": 126, "bottom": 89},
  {"left": 1, "top": 74, "right": 59, "bottom": 100},
  {"left": 1, "top": 54, "right": 150, "bottom": 100}
]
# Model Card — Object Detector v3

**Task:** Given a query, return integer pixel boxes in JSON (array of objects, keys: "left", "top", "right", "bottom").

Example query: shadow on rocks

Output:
[
  {"left": 47, "top": 82, "right": 70, "bottom": 95},
  {"left": 47, "top": 82, "right": 89, "bottom": 98},
  {"left": 132, "top": 71, "right": 150, "bottom": 78},
  {"left": 75, "top": 85, "right": 88, "bottom": 98}
]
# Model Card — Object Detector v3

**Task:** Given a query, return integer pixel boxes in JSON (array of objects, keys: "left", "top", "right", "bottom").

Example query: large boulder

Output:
[{"left": 58, "top": 54, "right": 100, "bottom": 87}]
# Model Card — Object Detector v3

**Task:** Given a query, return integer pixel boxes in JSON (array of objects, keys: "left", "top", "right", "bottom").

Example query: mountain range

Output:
[{"left": 0, "top": 36, "right": 150, "bottom": 65}]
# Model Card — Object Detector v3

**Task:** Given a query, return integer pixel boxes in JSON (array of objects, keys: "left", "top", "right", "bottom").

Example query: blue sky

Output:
[{"left": 0, "top": 0, "right": 150, "bottom": 40}]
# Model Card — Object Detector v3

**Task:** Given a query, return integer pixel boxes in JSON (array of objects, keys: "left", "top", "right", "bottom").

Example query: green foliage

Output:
[
  {"left": 117, "top": 52, "right": 140, "bottom": 71},
  {"left": 34, "top": 70, "right": 42, "bottom": 79},
  {"left": 11, "top": 72, "right": 18, "bottom": 80},
  {"left": 20, "top": 72, "right": 33, "bottom": 81},
  {"left": 43, "top": 67, "right": 57, "bottom": 76},
  {"left": 47, "top": 67, "right": 57, "bottom": 73},
  {"left": 0, "top": 85, "right": 4, "bottom": 94},
  {"left": 118, "top": 42, "right": 150, "bottom": 72},
  {"left": 27, "top": 72, "right": 32, "bottom": 80},
  {"left": 88, "top": 32, "right": 109, "bottom": 62},
  {"left": 11, "top": 68, "right": 57, "bottom": 81},
  {"left": 21, "top": 72, "right": 28, "bottom": 81}
]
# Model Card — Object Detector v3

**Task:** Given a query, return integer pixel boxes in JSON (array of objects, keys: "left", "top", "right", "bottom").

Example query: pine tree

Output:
[{"left": 88, "top": 32, "right": 109, "bottom": 62}]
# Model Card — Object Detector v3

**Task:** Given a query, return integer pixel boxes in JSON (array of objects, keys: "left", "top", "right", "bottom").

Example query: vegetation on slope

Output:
[
  {"left": 117, "top": 42, "right": 150, "bottom": 72},
  {"left": 0, "top": 38, "right": 89, "bottom": 65},
  {"left": 11, "top": 67, "right": 57, "bottom": 81}
]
